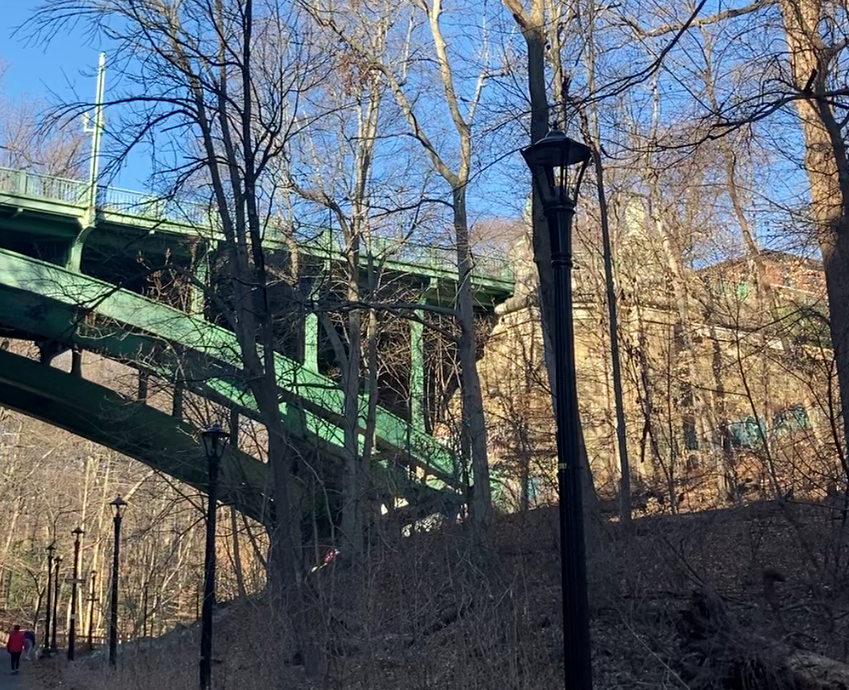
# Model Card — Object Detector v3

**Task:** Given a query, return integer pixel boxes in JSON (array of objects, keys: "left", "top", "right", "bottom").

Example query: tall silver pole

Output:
[{"left": 84, "top": 52, "right": 106, "bottom": 226}]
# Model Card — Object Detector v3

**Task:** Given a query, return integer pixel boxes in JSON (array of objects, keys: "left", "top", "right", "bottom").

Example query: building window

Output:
[
  {"left": 526, "top": 476, "right": 542, "bottom": 505},
  {"left": 773, "top": 404, "right": 809, "bottom": 434},
  {"left": 683, "top": 415, "right": 699, "bottom": 450},
  {"left": 728, "top": 416, "right": 764, "bottom": 449}
]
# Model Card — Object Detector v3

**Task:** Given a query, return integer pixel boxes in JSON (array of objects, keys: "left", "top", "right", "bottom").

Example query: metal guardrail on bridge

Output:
[{"left": 0, "top": 166, "right": 513, "bottom": 283}]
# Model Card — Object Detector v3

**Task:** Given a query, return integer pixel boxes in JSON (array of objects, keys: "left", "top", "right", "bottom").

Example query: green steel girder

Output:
[
  {"left": 0, "top": 248, "right": 461, "bottom": 487},
  {"left": 0, "top": 166, "right": 500, "bottom": 491},
  {"left": 0, "top": 348, "right": 460, "bottom": 526},
  {"left": 0, "top": 349, "right": 272, "bottom": 523},
  {"left": 0, "top": 166, "right": 514, "bottom": 307}
]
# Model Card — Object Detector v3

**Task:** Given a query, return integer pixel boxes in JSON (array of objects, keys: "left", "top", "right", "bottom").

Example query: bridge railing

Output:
[
  {"left": 0, "top": 166, "right": 513, "bottom": 283},
  {"left": 298, "top": 230, "right": 513, "bottom": 283},
  {"left": 101, "top": 186, "right": 215, "bottom": 228},
  {"left": 0, "top": 167, "right": 87, "bottom": 204}
]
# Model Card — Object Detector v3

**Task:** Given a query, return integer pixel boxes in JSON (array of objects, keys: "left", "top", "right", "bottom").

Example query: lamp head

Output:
[
  {"left": 110, "top": 495, "right": 128, "bottom": 519},
  {"left": 46, "top": 542, "right": 55, "bottom": 556},
  {"left": 521, "top": 129, "right": 591, "bottom": 209},
  {"left": 72, "top": 526, "right": 85, "bottom": 538},
  {"left": 200, "top": 422, "right": 230, "bottom": 460}
]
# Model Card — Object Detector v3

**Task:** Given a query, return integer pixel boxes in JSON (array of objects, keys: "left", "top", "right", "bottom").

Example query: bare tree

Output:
[
  {"left": 0, "top": 67, "right": 84, "bottom": 176},
  {"left": 27, "top": 1, "right": 326, "bottom": 616},
  {"left": 304, "top": 0, "right": 495, "bottom": 530},
  {"left": 627, "top": 0, "right": 849, "bottom": 458},
  {"left": 287, "top": 5, "right": 395, "bottom": 561},
  {"left": 501, "top": 0, "right": 602, "bottom": 528}
]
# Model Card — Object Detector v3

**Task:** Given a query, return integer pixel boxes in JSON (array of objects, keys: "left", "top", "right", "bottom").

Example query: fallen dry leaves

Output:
[{"left": 33, "top": 501, "right": 849, "bottom": 689}]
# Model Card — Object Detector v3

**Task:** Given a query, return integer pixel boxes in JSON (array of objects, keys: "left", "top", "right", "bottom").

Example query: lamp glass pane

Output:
[
  {"left": 521, "top": 129, "right": 591, "bottom": 208},
  {"left": 201, "top": 434, "right": 215, "bottom": 458},
  {"left": 110, "top": 496, "right": 127, "bottom": 518}
]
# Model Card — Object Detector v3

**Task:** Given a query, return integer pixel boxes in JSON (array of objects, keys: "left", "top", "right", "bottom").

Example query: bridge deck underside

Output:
[
  {"left": 0, "top": 166, "right": 514, "bottom": 308},
  {"left": 0, "top": 349, "right": 456, "bottom": 527}
]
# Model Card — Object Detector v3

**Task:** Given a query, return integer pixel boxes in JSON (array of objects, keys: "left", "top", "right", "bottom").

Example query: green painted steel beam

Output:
[
  {"left": 409, "top": 306, "right": 425, "bottom": 432},
  {"left": 0, "top": 349, "right": 271, "bottom": 523},
  {"left": 0, "top": 248, "right": 460, "bottom": 486},
  {"left": 0, "top": 349, "right": 459, "bottom": 526},
  {"left": 0, "top": 351, "right": 460, "bottom": 524},
  {"left": 0, "top": 166, "right": 514, "bottom": 300}
]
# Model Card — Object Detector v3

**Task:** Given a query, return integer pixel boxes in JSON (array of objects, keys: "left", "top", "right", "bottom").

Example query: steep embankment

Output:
[{"left": 27, "top": 501, "right": 849, "bottom": 690}]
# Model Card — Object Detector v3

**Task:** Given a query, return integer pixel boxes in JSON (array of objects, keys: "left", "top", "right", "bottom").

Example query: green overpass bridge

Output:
[{"left": 0, "top": 166, "right": 513, "bottom": 524}]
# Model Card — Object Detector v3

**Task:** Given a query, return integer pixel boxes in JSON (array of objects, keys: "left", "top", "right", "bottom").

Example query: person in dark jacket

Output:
[
  {"left": 22, "top": 630, "right": 35, "bottom": 661},
  {"left": 6, "top": 625, "right": 24, "bottom": 674}
]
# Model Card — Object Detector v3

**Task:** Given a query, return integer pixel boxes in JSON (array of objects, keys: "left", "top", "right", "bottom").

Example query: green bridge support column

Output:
[
  {"left": 190, "top": 250, "right": 209, "bottom": 317},
  {"left": 304, "top": 313, "right": 318, "bottom": 371},
  {"left": 409, "top": 281, "right": 435, "bottom": 434},
  {"left": 409, "top": 305, "right": 425, "bottom": 433},
  {"left": 303, "top": 258, "right": 327, "bottom": 371},
  {"left": 66, "top": 235, "right": 90, "bottom": 273}
]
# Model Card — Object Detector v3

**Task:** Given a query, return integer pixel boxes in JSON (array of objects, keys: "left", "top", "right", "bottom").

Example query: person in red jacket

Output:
[{"left": 6, "top": 625, "right": 24, "bottom": 674}]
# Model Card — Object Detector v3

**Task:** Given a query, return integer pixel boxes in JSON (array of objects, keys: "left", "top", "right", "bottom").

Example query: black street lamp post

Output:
[
  {"left": 142, "top": 582, "right": 149, "bottom": 638},
  {"left": 109, "top": 495, "right": 127, "bottom": 666},
  {"left": 521, "top": 129, "right": 593, "bottom": 690},
  {"left": 51, "top": 555, "right": 62, "bottom": 652},
  {"left": 87, "top": 571, "right": 97, "bottom": 651},
  {"left": 68, "top": 526, "right": 84, "bottom": 660},
  {"left": 42, "top": 543, "right": 55, "bottom": 657},
  {"left": 199, "top": 422, "right": 229, "bottom": 690}
]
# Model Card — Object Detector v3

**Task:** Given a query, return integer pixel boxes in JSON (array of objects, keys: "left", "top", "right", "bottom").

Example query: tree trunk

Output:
[
  {"left": 453, "top": 187, "right": 492, "bottom": 529},
  {"left": 647, "top": 181, "right": 723, "bottom": 496},
  {"left": 341, "top": 236, "right": 363, "bottom": 562},
  {"left": 504, "top": 0, "right": 601, "bottom": 528},
  {"left": 360, "top": 293, "right": 380, "bottom": 534},
  {"left": 778, "top": 0, "right": 849, "bottom": 457},
  {"left": 263, "top": 403, "right": 300, "bottom": 591},
  {"left": 578, "top": 107, "right": 631, "bottom": 525},
  {"left": 229, "top": 507, "right": 246, "bottom": 599}
]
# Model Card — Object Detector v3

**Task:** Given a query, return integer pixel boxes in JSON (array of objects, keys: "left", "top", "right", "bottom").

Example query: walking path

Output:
[{"left": 0, "top": 651, "right": 22, "bottom": 688}]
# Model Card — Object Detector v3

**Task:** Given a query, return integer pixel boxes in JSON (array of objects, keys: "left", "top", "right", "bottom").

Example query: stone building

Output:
[{"left": 478, "top": 223, "right": 833, "bottom": 513}]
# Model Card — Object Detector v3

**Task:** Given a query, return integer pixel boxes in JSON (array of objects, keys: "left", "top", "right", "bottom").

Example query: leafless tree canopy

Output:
[{"left": 2, "top": 0, "right": 849, "bottom": 687}]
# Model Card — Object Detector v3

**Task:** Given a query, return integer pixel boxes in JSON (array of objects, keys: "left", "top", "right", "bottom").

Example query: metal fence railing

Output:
[{"left": 0, "top": 167, "right": 87, "bottom": 204}]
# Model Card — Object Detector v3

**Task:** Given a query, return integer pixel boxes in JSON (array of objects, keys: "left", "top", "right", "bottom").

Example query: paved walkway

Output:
[{"left": 0, "top": 650, "right": 24, "bottom": 688}]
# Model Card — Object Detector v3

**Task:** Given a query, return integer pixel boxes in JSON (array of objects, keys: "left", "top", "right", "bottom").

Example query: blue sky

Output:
[
  {"left": 3, "top": 2, "right": 94, "bottom": 95},
  {"left": 0, "top": 0, "right": 814, "bottom": 250},
  {"left": 2, "top": 2, "right": 152, "bottom": 188},
  {"left": 0, "top": 1, "right": 526, "bottom": 218}
]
